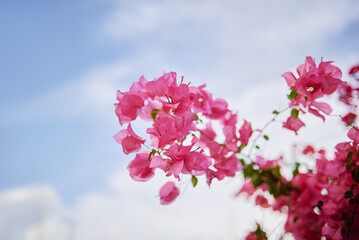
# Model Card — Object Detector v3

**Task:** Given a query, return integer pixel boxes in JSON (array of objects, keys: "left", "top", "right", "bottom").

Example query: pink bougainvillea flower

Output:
[
  {"left": 239, "top": 120, "right": 253, "bottom": 145},
  {"left": 255, "top": 195, "right": 270, "bottom": 208},
  {"left": 302, "top": 145, "right": 315, "bottom": 155},
  {"left": 282, "top": 71, "right": 297, "bottom": 89},
  {"left": 113, "top": 123, "right": 145, "bottom": 155},
  {"left": 236, "top": 180, "right": 256, "bottom": 197},
  {"left": 198, "top": 123, "right": 217, "bottom": 147},
  {"left": 115, "top": 92, "right": 144, "bottom": 125},
  {"left": 283, "top": 116, "right": 305, "bottom": 134},
  {"left": 145, "top": 72, "right": 176, "bottom": 99},
  {"left": 214, "top": 154, "right": 242, "bottom": 177},
  {"left": 146, "top": 112, "right": 196, "bottom": 148},
  {"left": 283, "top": 57, "right": 343, "bottom": 103},
  {"left": 349, "top": 64, "right": 359, "bottom": 80},
  {"left": 127, "top": 152, "right": 155, "bottom": 182},
  {"left": 206, "top": 98, "right": 229, "bottom": 119},
  {"left": 322, "top": 225, "right": 342, "bottom": 240},
  {"left": 159, "top": 181, "right": 180, "bottom": 205},
  {"left": 295, "top": 57, "right": 343, "bottom": 101},
  {"left": 183, "top": 151, "right": 211, "bottom": 176},
  {"left": 255, "top": 156, "right": 279, "bottom": 169},
  {"left": 129, "top": 75, "right": 149, "bottom": 99},
  {"left": 347, "top": 127, "right": 359, "bottom": 143},
  {"left": 342, "top": 112, "right": 357, "bottom": 126},
  {"left": 149, "top": 156, "right": 170, "bottom": 173}
]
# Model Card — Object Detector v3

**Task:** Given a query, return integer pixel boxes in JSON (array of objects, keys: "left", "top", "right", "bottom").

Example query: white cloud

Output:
[
  {"left": 0, "top": 175, "right": 287, "bottom": 240},
  {"left": 4, "top": 62, "right": 134, "bottom": 126},
  {"left": 0, "top": 185, "right": 70, "bottom": 240}
]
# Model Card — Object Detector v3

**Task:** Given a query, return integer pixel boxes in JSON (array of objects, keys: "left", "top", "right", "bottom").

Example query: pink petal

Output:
[
  {"left": 159, "top": 181, "right": 180, "bottom": 205},
  {"left": 282, "top": 72, "right": 297, "bottom": 89},
  {"left": 283, "top": 116, "right": 305, "bottom": 135},
  {"left": 348, "top": 127, "right": 359, "bottom": 143},
  {"left": 127, "top": 152, "right": 155, "bottom": 182}
]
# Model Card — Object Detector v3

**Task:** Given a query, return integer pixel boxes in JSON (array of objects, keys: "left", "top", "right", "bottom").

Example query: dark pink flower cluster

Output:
[
  {"left": 338, "top": 63, "right": 359, "bottom": 126},
  {"left": 240, "top": 129, "right": 359, "bottom": 240},
  {"left": 114, "top": 72, "right": 253, "bottom": 204},
  {"left": 282, "top": 57, "right": 344, "bottom": 134}
]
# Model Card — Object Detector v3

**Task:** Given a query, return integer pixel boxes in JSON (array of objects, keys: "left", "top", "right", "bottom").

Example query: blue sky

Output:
[{"left": 1, "top": 0, "right": 359, "bottom": 239}]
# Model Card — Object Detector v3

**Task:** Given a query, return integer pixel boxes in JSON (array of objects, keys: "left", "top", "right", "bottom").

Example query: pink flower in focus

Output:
[
  {"left": 113, "top": 123, "right": 145, "bottom": 155},
  {"left": 115, "top": 92, "right": 144, "bottom": 125},
  {"left": 159, "top": 181, "right": 180, "bottom": 205},
  {"left": 127, "top": 152, "right": 155, "bottom": 182},
  {"left": 146, "top": 112, "right": 196, "bottom": 148},
  {"left": 145, "top": 72, "right": 176, "bottom": 99},
  {"left": 283, "top": 116, "right": 305, "bottom": 134},
  {"left": 294, "top": 57, "right": 342, "bottom": 101}
]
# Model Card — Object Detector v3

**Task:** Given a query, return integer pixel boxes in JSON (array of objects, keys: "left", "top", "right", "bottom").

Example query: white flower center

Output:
[{"left": 307, "top": 86, "right": 314, "bottom": 92}]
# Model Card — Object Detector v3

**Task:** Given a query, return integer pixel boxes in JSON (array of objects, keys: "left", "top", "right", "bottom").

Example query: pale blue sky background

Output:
[{"left": 1, "top": 0, "right": 359, "bottom": 239}]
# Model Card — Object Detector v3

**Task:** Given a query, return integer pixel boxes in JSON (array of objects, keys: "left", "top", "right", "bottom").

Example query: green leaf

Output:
[
  {"left": 287, "top": 90, "right": 298, "bottom": 100},
  {"left": 347, "top": 152, "right": 354, "bottom": 168},
  {"left": 191, "top": 176, "right": 198, "bottom": 187},
  {"left": 239, "top": 158, "right": 246, "bottom": 167},
  {"left": 151, "top": 109, "right": 160, "bottom": 121},
  {"left": 243, "top": 165, "right": 255, "bottom": 179},
  {"left": 293, "top": 162, "right": 300, "bottom": 177},
  {"left": 251, "top": 173, "right": 263, "bottom": 188},
  {"left": 263, "top": 135, "right": 269, "bottom": 140},
  {"left": 272, "top": 167, "right": 282, "bottom": 179},
  {"left": 272, "top": 110, "right": 279, "bottom": 115},
  {"left": 349, "top": 198, "right": 357, "bottom": 204},
  {"left": 345, "top": 191, "right": 354, "bottom": 198},
  {"left": 267, "top": 178, "right": 277, "bottom": 197},
  {"left": 291, "top": 109, "right": 299, "bottom": 119},
  {"left": 352, "top": 169, "right": 359, "bottom": 183},
  {"left": 255, "top": 145, "right": 260, "bottom": 149}
]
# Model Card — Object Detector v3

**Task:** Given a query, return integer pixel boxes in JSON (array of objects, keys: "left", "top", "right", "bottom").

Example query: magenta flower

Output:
[
  {"left": 348, "top": 127, "right": 359, "bottom": 144},
  {"left": 115, "top": 92, "right": 144, "bottom": 125},
  {"left": 127, "top": 152, "right": 155, "bottom": 182},
  {"left": 113, "top": 123, "right": 145, "bottom": 155},
  {"left": 159, "top": 181, "right": 180, "bottom": 205},
  {"left": 239, "top": 120, "right": 253, "bottom": 145},
  {"left": 283, "top": 116, "right": 305, "bottom": 134},
  {"left": 283, "top": 57, "right": 343, "bottom": 102}
]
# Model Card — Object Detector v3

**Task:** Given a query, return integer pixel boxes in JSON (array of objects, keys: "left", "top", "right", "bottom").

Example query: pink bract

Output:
[
  {"left": 159, "top": 181, "right": 180, "bottom": 205},
  {"left": 283, "top": 116, "right": 305, "bottom": 134},
  {"left": 113, "top": 123, "right": 145, "bottom": 155},
  {"left": 127, "top": 152, "right": 155, "bottom": 182}
]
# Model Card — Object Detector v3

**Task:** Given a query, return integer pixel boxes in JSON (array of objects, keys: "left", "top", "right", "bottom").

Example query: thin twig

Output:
[{"left": 247, "top": 107, "right": 290, "bottom": 158}]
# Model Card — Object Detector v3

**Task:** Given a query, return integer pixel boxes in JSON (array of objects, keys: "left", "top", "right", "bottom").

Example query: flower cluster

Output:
[
  {"left": 114, "top": 57, "right": 359, "bottom": 239},
  {"left": 282, "top": 57, "right": 344, "bottom": 134},
  {"left": 240, "top": 130, "right": 359, "bottom": 239},
  {"left": 114, "top": 72, "right": 252, "bottom": 204}
]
